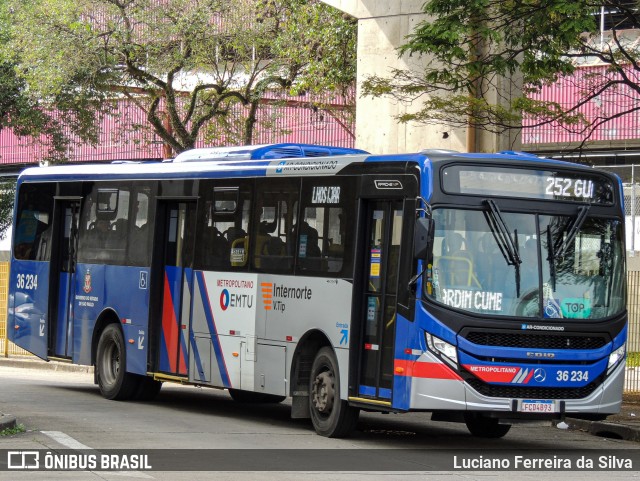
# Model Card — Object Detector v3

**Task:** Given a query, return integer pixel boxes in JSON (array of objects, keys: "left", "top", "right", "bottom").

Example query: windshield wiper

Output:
[
  {"left": 483, "top": 199, "right": 522, "bottom": 296},
  {"left": 547, "top": 229, "right": 556, "bottom": 292},
  {"left": 554, "top": 205, "right": 590, "bottom": 259}
]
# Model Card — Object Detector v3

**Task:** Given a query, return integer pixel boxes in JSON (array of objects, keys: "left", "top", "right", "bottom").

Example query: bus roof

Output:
[
  {"left": 171, "top": 143, "right": 368, "bottom": 162},
  {"left": 17, "top": 146, "right": 598, "bottom": 183}
]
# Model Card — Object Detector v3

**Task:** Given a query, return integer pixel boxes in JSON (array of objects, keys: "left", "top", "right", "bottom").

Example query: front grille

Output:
[
  {"left": 464, "top": 331, "right": 607, "bottom": 350},
  {"left": 466, "top": 378, "right": 599, "bottom": 400}
]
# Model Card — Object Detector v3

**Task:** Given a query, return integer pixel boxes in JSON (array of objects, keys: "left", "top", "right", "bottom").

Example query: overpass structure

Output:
[{"left": 322, "top": 1, "right": 521, "bottom": 154}]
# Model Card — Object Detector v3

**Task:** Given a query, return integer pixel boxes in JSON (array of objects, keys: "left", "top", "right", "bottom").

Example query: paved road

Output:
[{"left": 0, "top": 365, "right": 638, "bottom": 480}]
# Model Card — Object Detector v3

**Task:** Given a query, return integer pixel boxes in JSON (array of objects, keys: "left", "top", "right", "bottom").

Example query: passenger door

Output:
[
  {"left": 356, "top": 199, "right": 404, "bottom": 402},
  {"left": 49, "top": 200, "right": 81, "bottom": 359},
  {"left": 158, "top": 201, "right": 197, "bottom": 376}
]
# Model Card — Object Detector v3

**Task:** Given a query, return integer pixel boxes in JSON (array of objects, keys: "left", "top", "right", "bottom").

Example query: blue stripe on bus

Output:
[
  {"left": 196, "top": 271, "right": 231, "bottom": 388},
  {"left": 378, "top": 388, "right": 392, "bottom": 399},
  {"left": 158, "top": 325, "right": 170, "bottom": 372},
  {"left": 189, "top": 335, "right": 206, "bottom": 382},
  {"left": 358, "top": 385, "right": 376, "bottom": 397}
]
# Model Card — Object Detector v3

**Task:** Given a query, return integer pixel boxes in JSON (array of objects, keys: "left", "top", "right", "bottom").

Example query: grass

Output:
[
  {"left": 0, "top": 424, "right": 25, "bottom": 436},
  {"left": 628, "top": 352, "right": 640, "bottom": 368}
]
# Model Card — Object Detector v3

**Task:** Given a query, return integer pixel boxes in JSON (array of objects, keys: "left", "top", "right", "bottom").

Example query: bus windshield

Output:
[{"left": 426, "top": 208, "right": 625, "bottom": 319}]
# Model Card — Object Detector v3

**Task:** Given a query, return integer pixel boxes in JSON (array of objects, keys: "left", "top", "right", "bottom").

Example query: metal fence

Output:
[
  {"left": 599, "top": 164, "right": 640, "bottom": 252},
  {"left": 627, "top": 271, "right": 640, "bottom": 392},
  {"left": 600, "top": 164, "right": 640, "bottom": 392}
]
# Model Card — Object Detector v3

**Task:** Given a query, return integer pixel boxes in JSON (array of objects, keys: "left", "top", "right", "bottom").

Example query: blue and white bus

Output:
[{"left": 7, "top": 143, "right": 627, "bottom": 438}]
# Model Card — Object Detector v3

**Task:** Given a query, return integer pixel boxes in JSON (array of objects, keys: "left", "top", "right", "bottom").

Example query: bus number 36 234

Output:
[
  {"left": 16, "top": 274, "right": 38, "bottom": 290},
  {"left": 556, "top": 370, "right": 589, "bottom": 382}
]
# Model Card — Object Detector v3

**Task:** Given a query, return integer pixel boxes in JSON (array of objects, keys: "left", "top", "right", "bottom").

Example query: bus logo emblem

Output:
[
  {"left": 83, "top": 270, "right": 92, "bottom": 294},
  {"left": 220, "top": 289, "right": 230, "bottom": 311},
  {"left": 261, "top": 282, "right": 273, "bottom": 310},
  {"left": 534, "top": 369, "right": 546, "bottom": 383},
  {"left": 374, "top": 180, "right": 403, "bottom": 190}
]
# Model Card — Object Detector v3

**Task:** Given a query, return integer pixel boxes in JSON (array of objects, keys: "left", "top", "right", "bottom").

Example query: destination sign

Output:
[{"left": 442, "top": 165, "right": 614, "bottom": 204}]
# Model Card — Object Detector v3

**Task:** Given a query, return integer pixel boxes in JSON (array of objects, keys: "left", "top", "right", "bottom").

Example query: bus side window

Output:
[
  {"left": 77, "top": 192, "right": 97, "bottom": 262},
  {"left": 101, "top": 189, "right": 129, "bottom": 263},
  {"left": 252, "top": 181, "right": 298, "bottom": 272},
  {"left": 129, "top": 188, "right": 154, "bottom": 266},
  {"left": 196, "top": 184, "right": 251, "bottom": 270},
  {"left": 297, "top": 178, "right": 356, "bottom": 276},
  {"left": 14, "top": 183, "right": 55, "bottom": 261},
  {"left": 78, "top": 186, "right": 131, "bottom": 264},
  {"left": 219, "top": 187, "right": 251, "bottom": 269}
]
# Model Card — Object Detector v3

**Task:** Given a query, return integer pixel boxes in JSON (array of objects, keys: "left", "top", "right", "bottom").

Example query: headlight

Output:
[
  {"left": 608, "top": 344, "right": 626, "bottom": 371},
  {"left": 426, "top": 333, "right": 458, "bottom": 365}
]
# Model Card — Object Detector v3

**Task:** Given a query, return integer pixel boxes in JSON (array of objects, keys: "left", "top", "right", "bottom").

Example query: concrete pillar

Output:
[{"left": 322, "top": 1, "right": 521, "bottom": 154}]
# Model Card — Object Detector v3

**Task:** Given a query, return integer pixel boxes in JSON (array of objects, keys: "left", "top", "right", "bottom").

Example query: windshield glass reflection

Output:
[{"left": 426, "top": 208, "right": 625, "bottom": 319}]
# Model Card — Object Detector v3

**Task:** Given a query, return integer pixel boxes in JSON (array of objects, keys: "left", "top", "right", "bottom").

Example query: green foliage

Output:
[
  {"left": 362, "top": 0, "right": 640, "bottom": 138},
  {"left": 0, "top": 424, "right": 25, "bottom": 437},
  {"left": 0, "top": 177, "right": 16, "bottom": 241},
  {"left": 0, "top": 0, "right": 100, "bottom": 163},
  {"left": 5, "top": 0, "right": 356, "bottom": 154}
]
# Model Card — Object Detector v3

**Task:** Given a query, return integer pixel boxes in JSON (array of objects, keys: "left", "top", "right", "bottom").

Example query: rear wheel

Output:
[
  {"left": 309, "top": 347, "right": 359, "bottom": 437},
  {"left": 96, "top": 324, "right": 137, "bottom": 400},
  {"left": 464, "top": 413, "right": 511, "bottom": 438},
  {"left": 228, "top": 389, "right": 285, "bottom": 404}
]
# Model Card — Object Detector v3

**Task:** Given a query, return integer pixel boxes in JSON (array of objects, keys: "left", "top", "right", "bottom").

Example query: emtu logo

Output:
[
  {"left": 261, "top": 282, "right": 273, "bottom": 310},
  {"left": 220, "top": 289, "right": 230, "bottom": 311}
]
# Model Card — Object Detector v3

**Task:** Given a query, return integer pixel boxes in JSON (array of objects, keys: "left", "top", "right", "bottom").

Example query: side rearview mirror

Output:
[{"left": 414, "top": 217, "right": 434, "bottom": 260}]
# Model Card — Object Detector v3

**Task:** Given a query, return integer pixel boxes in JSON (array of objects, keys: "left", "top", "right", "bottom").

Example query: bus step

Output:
[
  {"left": 348, "top": 396, "right": 392, "bottom": 407},
  {"left": 47, "top": 356, "right": 73, "bottom": 363},
  {"left": 151, "top": 373, "right": 189, "bottom": 384}
]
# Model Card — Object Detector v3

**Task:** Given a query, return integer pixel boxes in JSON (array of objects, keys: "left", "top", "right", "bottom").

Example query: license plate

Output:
[{"left": 520, "top": 400, "right": 556, "bottom": 413}]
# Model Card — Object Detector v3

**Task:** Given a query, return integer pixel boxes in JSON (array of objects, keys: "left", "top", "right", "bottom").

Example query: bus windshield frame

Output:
[{"left": 424, "top": 205, "right": 626, "bottom": 320}]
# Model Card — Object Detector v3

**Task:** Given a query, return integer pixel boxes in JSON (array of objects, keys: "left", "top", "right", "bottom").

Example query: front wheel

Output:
[
  {"left": 309, "top": 347, "right": 359, "bottom": 437},
  {"left": 464, "top": 413, "right": 511, "bottom": 438},
  {"left": 96, "top": 324, "right": 137, "bottom": 400}
]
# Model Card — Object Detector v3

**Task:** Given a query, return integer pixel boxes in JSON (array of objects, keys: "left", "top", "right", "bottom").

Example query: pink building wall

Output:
[
  {"left": 522, "top": 65, "right": 640, "bottom": 146},
  {"left": 0, "top": 93, "right": 355, "bottom": 166}
]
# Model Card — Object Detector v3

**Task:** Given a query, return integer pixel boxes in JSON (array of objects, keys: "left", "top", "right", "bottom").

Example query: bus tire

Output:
[
  {"left": 464, "top": 413, "right": 511, "bottom": 438},
  {"left": 309, "top": 347, "right": 359, "bottom": 437},
  {"left": 228, "top": 389, "right": 285, "bottom": 404},
  {"left": 133, "top": 376, "right": 162, "bottom": 401},
  {"left": 96, "top": 324, "right": 137, "bottom": 400}
]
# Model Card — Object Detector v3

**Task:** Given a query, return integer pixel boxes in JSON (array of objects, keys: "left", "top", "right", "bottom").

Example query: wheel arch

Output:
[
  {"left": 289, "top": 329, "right": 332, "bottom": 419},
  {"left": 91, "top": 308, "right": 121, "bottom": 367}
]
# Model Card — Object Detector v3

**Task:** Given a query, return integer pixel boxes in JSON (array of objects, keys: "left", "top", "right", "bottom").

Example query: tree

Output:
[
  {"left": 0, "top": 1, "right": 100, "bottom": 163},
  {"left": 0, "top": 178, "right": 15, "bottom": 240},
  {"left": 6, "top": 0, "right": 357, "bottom": 156},
  {"left": 361, "top": 0, "right": 640, "bottom": 143}
]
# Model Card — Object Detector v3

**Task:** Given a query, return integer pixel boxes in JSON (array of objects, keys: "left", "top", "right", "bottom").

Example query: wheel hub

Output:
[{"left": 312, "top": 371, "right": 334, "bottom": 413}]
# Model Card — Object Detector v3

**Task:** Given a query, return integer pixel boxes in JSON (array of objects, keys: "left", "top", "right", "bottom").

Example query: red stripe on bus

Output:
[
  {"left": 161, "top": 272, "right": 178, "bottom": 373},
  {"left": 394, "top": 359, "right": 463, "bottom": 380},
  {"left": 524, "top": 369, "right": 534, "bottom": 383}
]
